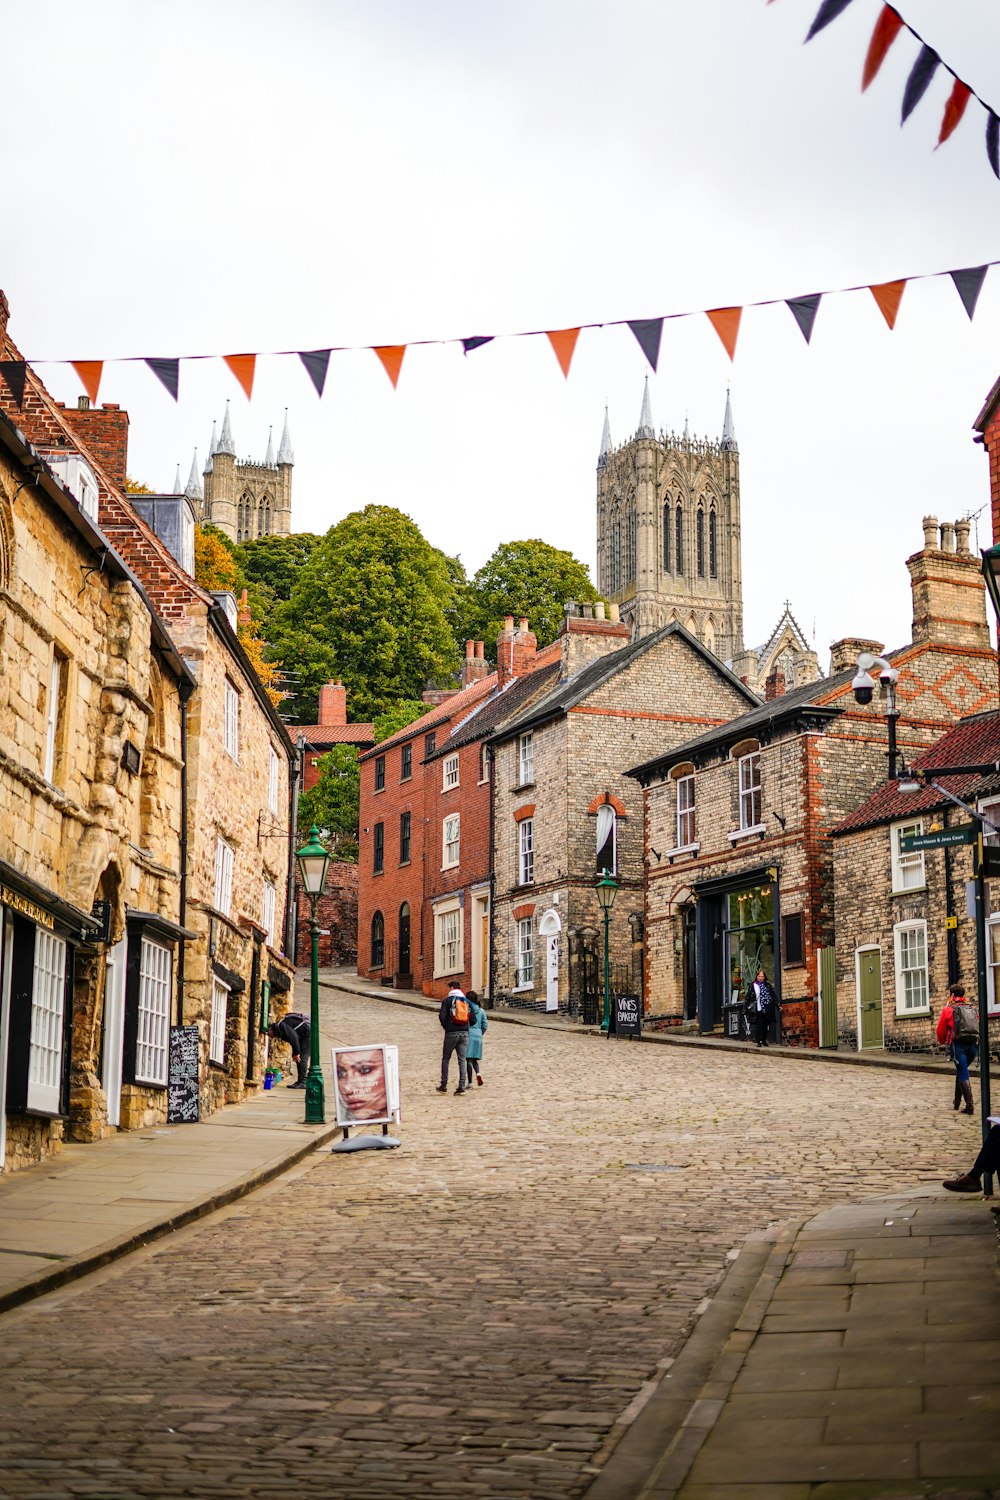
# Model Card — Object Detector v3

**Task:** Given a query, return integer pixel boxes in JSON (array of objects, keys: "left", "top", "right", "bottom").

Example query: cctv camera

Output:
[
  {"left": 852, "top": 669, "right": 876, "bottom": 706},
  {"left": 879, "top": 666, "right": 899, "bottom": 689}
]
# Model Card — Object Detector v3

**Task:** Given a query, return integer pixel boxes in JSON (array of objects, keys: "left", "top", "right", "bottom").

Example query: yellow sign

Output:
[
  {"left": 0, "top": 883, "right": 54, "bottom": 929},
  {"left": 945, "top": 916, "right": 958, "bottom": 930}
]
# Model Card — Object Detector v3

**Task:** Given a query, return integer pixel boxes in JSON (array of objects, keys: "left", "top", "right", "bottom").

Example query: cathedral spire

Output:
[
  {"left": 277, "top": 409, "right": 294, "bottom": 466},
  {"left": 598, "top": 406, "right": 611, "bottom": 468},
  {"left": 721, "top": 388, "right": 737, "bottom": 452},
  {"left": 264, "top": 425, "right": 275, "bottom": 467},
  {"left": 184, "top": 449, "right": 203, "bottom": 501},
  {"left": 637, "top": 376, "right": 654, "bottom": 439},
  {"left": 216, "top": 401, "right": 236, "bottom": 458},
  {"left": 172, "top": 463, "right": 181, "bottom": 494},
  {"left": 204, "top": 420, "right": 217, "bottom": 475}
]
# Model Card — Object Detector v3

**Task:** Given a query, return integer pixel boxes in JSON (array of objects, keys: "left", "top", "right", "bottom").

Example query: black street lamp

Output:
[
  {"left": 595, "top": 872, "right": 618, "bottom": 1033},
  {"left": 981, "top": 544, "right": 1000, "bottom": 628},
  {"left": 296, "top": 824, "right": 331, "bottom": 1124}
]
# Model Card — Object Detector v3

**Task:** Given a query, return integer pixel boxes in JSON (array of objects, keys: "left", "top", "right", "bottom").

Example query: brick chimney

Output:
[
  {"left": 0, "top": 289, "right": 9, "bottom": 345},
  {"left": 60, "top": 401, "right": 130, "bottom": 492},
  {"left": 558, "top": 599, "right": 630, "bottom": 680},
  {"left": 317, "top": 679, "right": 347, "bottom": 727},
  {"left": 461, "top": 639, "right": 490, "bottom": 687},
  {"left": 907, "top": 514, "right": 989, "bottom": 651},
  {"left": 829, "top": 637, "right": 885, "bottom": 675},
  {"left": 763, "top": 667, "right": 786, "bottom": 701},
  {"left": 496, "top": 616, "right": 538, "bottom": 689}
]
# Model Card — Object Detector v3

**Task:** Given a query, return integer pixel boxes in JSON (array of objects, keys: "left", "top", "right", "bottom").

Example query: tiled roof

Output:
[
  {"left": 434, "top": 662, "right": 563, "bottom": 756},
  {"left": 832, "top": 710, "right": 1000, "bottom": 837},
  {"left": 491, "top": 621, "right": 758, "bottom": 747},
  {"left": 360, "top": 674, "right": 499, "bottom": 760},
  {"left": 298, "top": 723, "right": 376, "bottom": 748}
]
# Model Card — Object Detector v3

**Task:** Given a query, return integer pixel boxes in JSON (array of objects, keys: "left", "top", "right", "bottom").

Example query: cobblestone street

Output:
[{"left": 0, "top": 986, "right": 977, "bottom": 1499}]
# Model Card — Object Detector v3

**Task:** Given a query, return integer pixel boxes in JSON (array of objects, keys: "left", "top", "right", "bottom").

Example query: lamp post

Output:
[
  {"left": 296, "top": 824, "right": 331, "bottom": 1124},
  {"left": 595, "top": 872, "right": 618, "bottom": 1034}
]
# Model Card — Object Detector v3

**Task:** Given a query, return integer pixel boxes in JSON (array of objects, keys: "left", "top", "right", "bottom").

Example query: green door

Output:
[
  {"left": 818, "top": 945, "right": 837, "bottom": 1048},
  {"left": 858, "top": 948, "right": 883, "bottom": 1049}
]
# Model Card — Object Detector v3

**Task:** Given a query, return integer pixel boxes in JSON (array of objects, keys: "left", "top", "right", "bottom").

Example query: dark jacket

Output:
[
  {"left": 273, "top": 1013, "right": 310, "bottom": 1051},
  {"left": 439, "top": 989, "right": 471, "bottom": 1032}
]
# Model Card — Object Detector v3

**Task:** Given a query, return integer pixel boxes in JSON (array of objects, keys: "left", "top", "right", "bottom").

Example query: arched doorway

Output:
[
  {"left": 398, "top": 903, "right": 411, "bottom": 978},
  {"left": 538, "top": 908, "right": 562, "bottom": 1013}
]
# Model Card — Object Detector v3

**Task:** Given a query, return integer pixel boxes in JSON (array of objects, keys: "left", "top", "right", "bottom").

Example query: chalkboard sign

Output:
[
  {"left": 613, "top": 993, "right": 641, "bottom": 1037},
  {"left": 167, "top": 1026, "right": 200, "bottom": 1124}
]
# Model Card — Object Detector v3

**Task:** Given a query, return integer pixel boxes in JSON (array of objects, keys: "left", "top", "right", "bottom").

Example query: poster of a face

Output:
[{"left": 332, "top": 1044, "right": 399, "bottom": 1127}]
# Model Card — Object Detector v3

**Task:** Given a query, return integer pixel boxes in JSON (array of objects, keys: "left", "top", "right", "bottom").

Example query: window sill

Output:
[
  {"left": 373, "top": 786, "right": 385, "bottom": 795},
  {"left": 514, "top": 780, "right": 535, "bottom": 792},
  {"left": 728, "top": 824, "right": 766, "bottom": 844},
  {"left": 512, "top": 982, "right": 535, "bottom": 993},
  {"left": 441, "top": 863, "right": 460, "bottom": 873},
  {"left": 516, "top": 881, "right": 535, "bottom": 892},
  {"left": 442, "top": 784, "right": 460, "bottom": 795},
  {"left": 891, "top": 886, "right": 926, "bottom": 897},
  {"left": 894, "top": 1007, "right": 931, "bottom": 1019},
  {"left": 372, "top": 868, "right": 384, "bottom": 878},
  {"left": 668, "top": 842, "right": 700, "bottom": 862},
  {"left": 399, "top": 859, "right": 411, "bottom": 869}
]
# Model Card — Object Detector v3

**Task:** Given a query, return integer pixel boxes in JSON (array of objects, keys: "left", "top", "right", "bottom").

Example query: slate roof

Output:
[
  {"left": 430, "top": 662, "right": 563, "bottom": 757},
  {"left": 831, "top": 710, "right": 1000, "bottom": 837},
  {"left": 488, "top": 621, "right": 759, "bottom": 747},
  {"left": 626, "top": 660, "right": 862, "bottom": 783},
  {"left": 359, "top": 674, "right": 498, "bottom": 761}
]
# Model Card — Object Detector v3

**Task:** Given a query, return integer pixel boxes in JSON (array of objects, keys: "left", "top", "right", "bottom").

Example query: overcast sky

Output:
[{"left": 5, "top": 0, "right": 1000, "bottom": 663}]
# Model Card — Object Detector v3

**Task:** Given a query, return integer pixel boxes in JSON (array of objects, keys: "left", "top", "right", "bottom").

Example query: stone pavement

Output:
[{"left": 0, "top": 972, "right": 997, "bottom": 1500}]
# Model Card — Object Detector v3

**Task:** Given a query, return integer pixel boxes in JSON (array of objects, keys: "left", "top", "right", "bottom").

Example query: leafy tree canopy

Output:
[
  {"left": 460, "top": 539, "right": 600, "bottom": 653},
  {"left": 195, "top": 524, "right": 239, "bottom": 594},
  {"left": 274, "top": 506, "right": 463, "bottom": 723},
  {"left": 235, "top": 532, "right": 321, "bottom": 604},
  {"left": 194, "top": 525, "right": 284, "bottom": 708},
  {"left": 297, "top": 744, "right": 359, "bottom": 859},
  {"left": 374, "top": 700, "right": 427, "bottom": 744}
]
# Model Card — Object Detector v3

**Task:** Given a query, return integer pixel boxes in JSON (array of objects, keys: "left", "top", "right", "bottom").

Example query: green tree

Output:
[
  {"left": 235, "top": 532, "right": 321, "bottom": 604},
  {"left": 373, "top": 700, "right": 426, "bottom": 743},
  {"left": 461, "top": 539, "right": 600, "bottom": 653},
  {"left": 298, "top": 745, "right": 360, "bottom": 859},
  {"left": 274, "top": 506, "right": 461, "bottom": 723}
]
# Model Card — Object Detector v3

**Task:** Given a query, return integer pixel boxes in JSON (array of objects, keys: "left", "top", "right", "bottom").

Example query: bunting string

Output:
[
  {"left": 776, "top": 0, "right": 1000, "bottom": 177},
  {"left": 3, "top": 253, "right": 997, "bottom": 411}
]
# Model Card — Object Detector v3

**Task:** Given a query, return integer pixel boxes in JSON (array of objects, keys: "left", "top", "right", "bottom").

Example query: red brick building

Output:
[{"left": 297, "top": 679, "right": 374, "bottom": 796}]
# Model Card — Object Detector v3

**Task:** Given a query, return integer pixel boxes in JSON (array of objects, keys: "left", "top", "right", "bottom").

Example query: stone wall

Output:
[{"left": 296, "top": 863, "right": 358, "bottom": 968}]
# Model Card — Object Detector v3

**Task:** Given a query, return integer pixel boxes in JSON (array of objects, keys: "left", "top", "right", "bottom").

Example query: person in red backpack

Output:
[
  {"left": 935, "top": 982, "right": 978, "bottom": 1115},
  {"left": 436, "top": 984, "right": 471, "bottom": 1095}
]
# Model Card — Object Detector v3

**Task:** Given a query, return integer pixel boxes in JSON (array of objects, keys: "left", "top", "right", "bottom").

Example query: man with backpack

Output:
[
  {"left": 437, "top": 983, "right": 471, "bottom": 1095},
  {"left": 935, "top": 982, "right": 978, "bottom": 1115}
]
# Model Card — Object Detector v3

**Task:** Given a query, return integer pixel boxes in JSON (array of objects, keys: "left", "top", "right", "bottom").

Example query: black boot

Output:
[
  {"left": 954, "top": 1077, "right": 963, "bottom": 1111},
  {"left": 961, "top": 1081, "right": 975, "bottom": 1115}
]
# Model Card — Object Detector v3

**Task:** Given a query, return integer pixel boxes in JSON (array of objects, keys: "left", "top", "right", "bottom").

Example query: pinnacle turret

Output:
[
  {"left": 264, "top": 425, "right": 275, "bottom": 467},
  {"left": 277, "top": 410, "right": 294, "bottom": 466},
  {"left": 637, "top": 376, "right": 654, "bottom": 439},
  {"left": 172, "top": 463, "right": 182, "bottom": 494},
  {"left": 216, "top": 402, "right": 236, "bottom": 458},
  {"left": 598, "top": 406, "right": 611, "bottom": 469},
  {"left": 204, "top": 421, "right": 217, "bottom": 474},
  {"left": 721, "top": 388, "right": 737, "bottom": 452},
  {"left": 184, "top": 450, "right": 203, "bottom": 501}
]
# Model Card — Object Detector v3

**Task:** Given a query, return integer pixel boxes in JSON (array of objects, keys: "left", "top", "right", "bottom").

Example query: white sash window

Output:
[
  {"left": 27, "top": 929, "right": 67, "bottom": 1113},
  {"left": 135, "top": 937, "right": 171, "bottom": 1086}
]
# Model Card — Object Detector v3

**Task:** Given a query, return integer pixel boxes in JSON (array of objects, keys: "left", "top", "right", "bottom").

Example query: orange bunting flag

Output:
[
  {"left": 546, "top": 328, "right": 581, "bottom": 379},
  {"left": 938, "top": 79, "right": 973, "bottom": 147},
  {"left": 862, "top": 5, "right": 904, "bottom": 92},
  {"left": 71, "top": 361, "right": 103, "bottom": 405},
  {"left": 869, "top": 280, "right": 906, "bottom": 330},
  {"left": 374, "top": 345, "right": 406, "bottom": 389},
  {"left": 706, "top": 307, "right": 742, "bottom": 361},
  {"left": 223, "top": 354, "right": 256, "bottom": 399}
]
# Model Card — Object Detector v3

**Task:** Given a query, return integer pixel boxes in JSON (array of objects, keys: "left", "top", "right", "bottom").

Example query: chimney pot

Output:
[
  {"left": 940, "top": 521, "right": 956, "bottom": 553},
  {"left": 77, "top": 396, "right": 90, "bottom": 411},
  {"left": 922, "top": 515, "right": 939, "bottom": 550},
  {"left": 465, "top": 640, "right": 474, "bottom": 658},
  {"left": 594, "top": 600, "right": 606, "bottom": 620},
  {"left": 955, "top": 518, "right": 972, "bottom": 556},
  {"left": 609, "top": 602, "right": 620, "bottom": 623}
]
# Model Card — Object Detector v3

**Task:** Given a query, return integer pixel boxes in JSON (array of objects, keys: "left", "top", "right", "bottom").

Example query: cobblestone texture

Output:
[{"left": 0, "top": 987, "right": 975, "bottom": 1499}]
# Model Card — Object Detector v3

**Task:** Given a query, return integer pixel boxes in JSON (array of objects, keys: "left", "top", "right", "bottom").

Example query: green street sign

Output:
[
  {"left": 900, "top": 824, "right": 977, "bottom": 852},
  {"left": 981, "top": 846, "right": 1000, "bottom": 879}
]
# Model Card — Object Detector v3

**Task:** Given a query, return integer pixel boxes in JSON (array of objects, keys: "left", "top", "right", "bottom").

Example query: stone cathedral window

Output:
[
  {"left": 662, "top": 499, "right": 671, "bottom": 572},
  {"left": 709, "top": 507, "right": 718, "bottom": 578},
  {"left": 697, "top": 505, "right": 705, "bottom": 577},
  {"left": 675, "top": 504, "right": 684, "bottom": 574}
]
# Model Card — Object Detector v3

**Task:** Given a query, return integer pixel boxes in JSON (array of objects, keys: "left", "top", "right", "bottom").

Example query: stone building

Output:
[
  {"left": 628, "top": 517, "right": 996, "bottom": 1045},
  {"left": 0, "top": 297, "right": 189, "bottom": 1170},
  {"left": 596, "top": 382, "right": 744, "bottom": 657},
  {"left": 489, "top": 606, "right": 757, "bottom": 1015},
  {"left": 180, "top": 405, "right": 294, "bottom": 544},
  {"left": 831, "top": 711, "right": 1000, "bottom": 1054},
  {"left": 0, "top": 292, "right": 297, "bottom": 1163}
]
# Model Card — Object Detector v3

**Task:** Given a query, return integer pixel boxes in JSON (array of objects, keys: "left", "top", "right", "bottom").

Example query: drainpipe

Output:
[
  {"left": 177, "top": 677, "right": 194, "bottom": 1028},
  {"left": 487, "top": 742, "right": 496, "bottom": 1007},
  {"left": 286, "top": 732, "right": 304, "bottom": 964}
]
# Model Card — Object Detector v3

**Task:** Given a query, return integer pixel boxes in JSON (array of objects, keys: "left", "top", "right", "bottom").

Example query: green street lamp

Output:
[
  {"left": 595, "top": 871, "right": 619, "bottom": 1034},
  {"left": 296, "top": 824, "right": 331, "bottom": 1124}
]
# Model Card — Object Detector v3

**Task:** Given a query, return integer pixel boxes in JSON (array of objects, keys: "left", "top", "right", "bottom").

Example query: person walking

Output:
[
  {"left": 437, "top": 983, "right": 471, "bottom": 1095},
  {"left": 745, "top": 968, "right": 777, "bottom": 1048},
  {"left": 935, "top": 981, "right": 978, "bottom": 1115},
  {"left": 465, "top": 990, "right": 488, "bottom": 1086},
  {"left": 267, "top": 1012, "right": 311, "bottom": 1088},
  {"left": 943, "top": 1121, "right": 1000, "bottom": 1195}
]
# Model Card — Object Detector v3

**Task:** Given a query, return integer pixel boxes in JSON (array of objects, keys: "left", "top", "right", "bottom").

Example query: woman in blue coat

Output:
[{"left": 466, "top": 991, "right": 488, "bottom": 1086}]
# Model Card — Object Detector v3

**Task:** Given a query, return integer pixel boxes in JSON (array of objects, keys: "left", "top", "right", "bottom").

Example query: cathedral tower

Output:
[
  {"left": 195, "top": 404, "right": 294, "bottom": 543},
  {"left": 596, "top": 382, "right": 744, "bottom": 661}
]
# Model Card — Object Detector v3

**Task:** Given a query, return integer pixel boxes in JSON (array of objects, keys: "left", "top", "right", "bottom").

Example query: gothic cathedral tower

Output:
[
  {"left": 191, "top": 404, "right": 294, "bottom": 544},
  {"left": 596, "top": 381, "right": 744, "bottom": 661}
]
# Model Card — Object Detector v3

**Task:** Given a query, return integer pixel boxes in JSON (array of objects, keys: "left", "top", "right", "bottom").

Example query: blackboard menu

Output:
[
  {"left": 168, "top": 1026, "right": 200, "bottom": 1124},
  {"left": 613, "top": 993, "right": 641, "bottom": 1037}
]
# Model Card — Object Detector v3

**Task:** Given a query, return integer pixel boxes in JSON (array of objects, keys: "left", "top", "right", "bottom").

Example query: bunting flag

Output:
[
  {"left": 786, "top": 294, "right": 822, "bottom": 343},
  {"left": 15, "top": 254, "right": 997, "bottom": 403},
  {"left": 0, "top": 361, "right": 26, "bottom": 407},
  {"left": 869, "top": 279, "right": 906, "bottom": 329},
  {"left": 71, "top": 360, "right": 103, "bottom": 405},
  {"left": 793, "top": 1, "right": 1000, "bottom": 176},
  {"left": 546, "top": 327, "right": 580, "bottom": 378},
  {"left": 144, "top": 357, "right": 179, "bottom": 401},
  {"left": 805, "top": 0, "right": 856, "bottom": 43},
  {"left": 628, "top": 318, "right": 664, "bottom": 372},
  {"left": 223, "top": 354, "right": 256, "bottom": 399},
  {"left": 950, "top": 265, "right": 988, "bottom": 320},
  {"left": 374, "top": 345, "right": 406, "bottom": 388},
  {"left": 298, "top": 348, "right": 331, "bottom": 397},
  {"left": 861, "top": 5, "right": 904, "bottom": 92},
  {"left": 706, "top": 307, "right": 742, "bottom": 361}
]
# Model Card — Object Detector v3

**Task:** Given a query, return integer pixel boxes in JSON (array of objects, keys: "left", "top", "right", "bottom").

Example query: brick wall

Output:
[
  {"left": 60, "top": 402, "right": 130, "bottom": 492},
  {"left": 296, "top": 863, "right": 358, "bottom": 967}
]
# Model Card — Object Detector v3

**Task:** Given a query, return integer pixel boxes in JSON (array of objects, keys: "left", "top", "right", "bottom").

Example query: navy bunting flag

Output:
[
  {"left": 785, "top": 294, "right": 822, "bottom": 343},
  {"left": 298, "top": 349, "right": 332, "bottom": 397},
  {"left": 144, "top": 357, "right": 179, "bottom": 401},
  {"left": 461, "top": 336, "right": 494, "bottom": 354},
  {"left": 901, "top": 45, "right": 940, "bottom": 124},
  {"left": 0, "top": 361, "right": 26, "bottom": 407},
  {"left": 628, "top": 318, "right": 664, "bottom": 372},
  {"left": 988, "top": 114, "right": 1000, "bottom": 178},
  {"left": 950, "top": 266, "right": 988, "bottom": 321},
  {"left": 804, "top": 0, "right": 856, "bottom": 43}
]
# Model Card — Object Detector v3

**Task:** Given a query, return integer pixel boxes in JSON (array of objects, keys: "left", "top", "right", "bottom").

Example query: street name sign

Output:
[{"left": 900, "top": 824, "right": 976, "bottom": 852}]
